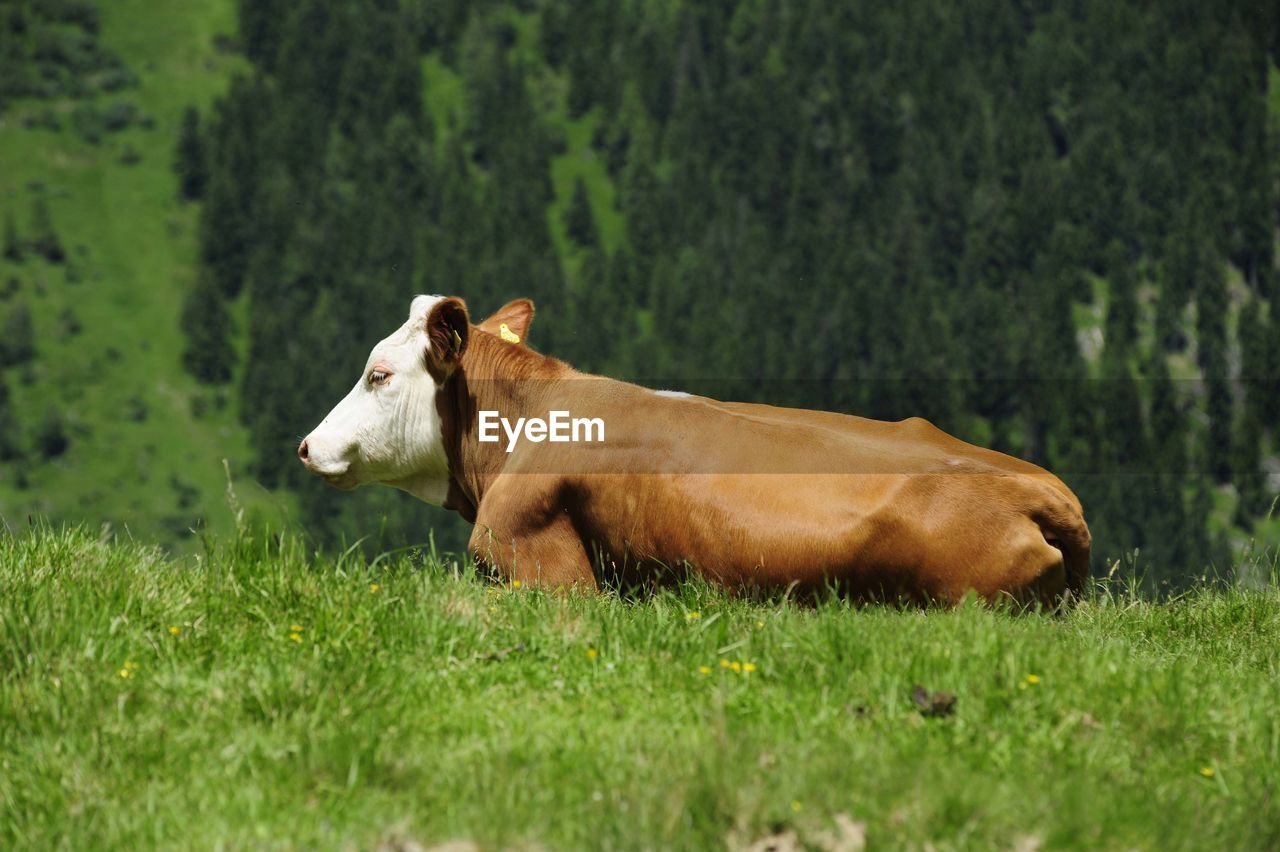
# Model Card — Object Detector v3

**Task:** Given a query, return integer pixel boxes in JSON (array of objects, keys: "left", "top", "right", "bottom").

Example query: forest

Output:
[{"left": 2, "top": 0, "right": 1279, "bottom": 585}]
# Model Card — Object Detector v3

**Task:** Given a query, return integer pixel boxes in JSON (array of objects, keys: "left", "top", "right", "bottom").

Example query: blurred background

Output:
[{"left": 0, "top": 0, "right": 1277, "bottom": 588}]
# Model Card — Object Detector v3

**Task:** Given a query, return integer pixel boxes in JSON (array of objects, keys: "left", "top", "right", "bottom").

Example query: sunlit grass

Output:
[{"left": 2, "top": 524, "right": 1278, "bottom": 849}]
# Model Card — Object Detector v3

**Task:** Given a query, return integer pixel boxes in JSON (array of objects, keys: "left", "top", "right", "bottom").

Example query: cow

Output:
[{"left": 299, "top": 295, "right": 1091, "bottom": 606}]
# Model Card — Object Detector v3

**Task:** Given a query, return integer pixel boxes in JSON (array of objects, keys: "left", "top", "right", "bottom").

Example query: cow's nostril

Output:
[{"left": 298, "top": 439, "right": 309, "bottom": 462}]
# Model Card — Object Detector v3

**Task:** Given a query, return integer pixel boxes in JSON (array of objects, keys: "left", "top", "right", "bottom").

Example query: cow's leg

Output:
[
  {"left": 985, "top": 521, "right": 1071, "bottom": 610},
  {"left": 468, "top": 484, "right": 596, "bottom": 590}
]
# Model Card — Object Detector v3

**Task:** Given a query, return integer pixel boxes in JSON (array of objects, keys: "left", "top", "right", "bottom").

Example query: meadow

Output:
[{"left": 2, "top": 523, "right": 1278, "bottom": 850}]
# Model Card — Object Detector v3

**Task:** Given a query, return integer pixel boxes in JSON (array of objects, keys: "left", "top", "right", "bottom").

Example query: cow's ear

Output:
[
  {"left": 477, "top": 298, "right": 535, "bottom": 344},
  {"left": 425, "top": 297, "right": 470, "bottom": 366}
]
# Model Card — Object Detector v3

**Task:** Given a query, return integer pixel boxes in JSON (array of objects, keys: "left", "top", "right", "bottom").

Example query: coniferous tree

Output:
[
  {"left": 1238, "top": 301, "right": 1278, "bottom": 427},
  {"left": 0, "top": 301, "right": 34, "bottom": 366},
  {"left": 2, "top": 212, "right": 21, "bottom": 262},
  {"left": 174, "top": 105, "right": 207, "bottom": 201},
  {"left": 564, "top": 178, "right": 598, "bottom": 249},
  {"left": 36, "top": 407, "right": 69, "bottom": 459},
  {"left": 1103, "top": 239, "right": 1138, "bottom": 355},
  {"left": 0, "top": 374, "right": 20, "bottom": 461},
  {"left": 1231, "top": 405, "right": 1270, "bottom": 528},
  {"left": 28, "top": 197, "right": 64, "bottom": 263},
  {"left": 180, "top": 271, "right": 235, "bottom": 384}
]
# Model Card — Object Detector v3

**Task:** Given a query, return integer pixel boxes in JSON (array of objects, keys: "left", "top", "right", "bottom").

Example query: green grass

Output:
[{"left": 3, "top": 526, "right": 1279, "bottom": 850}]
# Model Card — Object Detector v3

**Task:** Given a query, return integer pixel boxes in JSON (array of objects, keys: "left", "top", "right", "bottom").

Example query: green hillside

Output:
[{"left": 0, "top": 0, "right": 289, "bottom": 546}]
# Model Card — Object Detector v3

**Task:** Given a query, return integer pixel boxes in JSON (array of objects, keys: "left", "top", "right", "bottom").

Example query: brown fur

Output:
[{"left": 428, "top": 299, "right": 1092, "bottom": 606}]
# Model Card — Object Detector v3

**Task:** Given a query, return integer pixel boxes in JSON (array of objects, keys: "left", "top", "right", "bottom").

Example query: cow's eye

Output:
[{"left": 369, "top": 369, "right": 390, "bottom": 386}]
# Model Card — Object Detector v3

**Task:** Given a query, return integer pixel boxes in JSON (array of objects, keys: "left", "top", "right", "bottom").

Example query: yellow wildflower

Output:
[
  {"left": 168, "top": 625, "right": 181, "bottom": 636},
  {"left": 586, "top": 648, "right": 599, "bottom": 659},
  {"left": 720, "top": 658, "right": 731, "bottom": 669},
  {"left": 1200, "top": 766, "right": 1215, "bottom": 778},
  {"left": 124, "top": 661, "right": 138, "bottom": 670},
  {"left": 290, "top": 624, "right": 304, "bottom": 633},
  {"left": 698, "top": 665, "right": 712, "bottom": 675},
  {"left": 743, "top": 662, "right": 757, "bottom": 673},
  {"left": 1026, "top": 674, "right": 1041, "bottom": 685},
  {"left": 289, "top": 632, "right": 302, "bottom": 643},
  {"left": 118, "top": 668, "right": 132, "bottom": 679},
  {"left": 730, "top": 661, "right": 742, "bottom": 673},
  {"left": 686, "top": 611, "right": 701, "bottom": 621},
  {"left": 370, "top": 583, "right": 380, "bottom": 593},
  {"left": 791, "top": 800, "right": 803, "bottom": 813},
  {"left": 512, "top": 579, "right": 523, "bottom": 589}
]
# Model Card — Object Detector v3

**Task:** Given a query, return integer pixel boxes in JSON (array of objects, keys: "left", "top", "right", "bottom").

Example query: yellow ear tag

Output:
[
  {"left": 452, "top": 328, "right": 463, "bottom": 353},
  {"left": 499, "top": 323, "right": 521, "bottom": 344}
]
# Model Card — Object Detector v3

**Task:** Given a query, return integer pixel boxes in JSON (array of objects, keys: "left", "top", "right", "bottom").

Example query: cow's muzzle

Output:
[{"left": 297, "top": 437, "right": 356, "bottom": 488}]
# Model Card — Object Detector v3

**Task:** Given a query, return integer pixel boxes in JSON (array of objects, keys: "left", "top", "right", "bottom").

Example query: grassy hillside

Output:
[
  {"left": 0, "top": 0, "right": 635, "bottom": 552},
  {"left": 0, "top": 0, "right": 290, "bottom": 546},
  {"left": 2, "top": 526, "right": 1278, "bottom": 849}
]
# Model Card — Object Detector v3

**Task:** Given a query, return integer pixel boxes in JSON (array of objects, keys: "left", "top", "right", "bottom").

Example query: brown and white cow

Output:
[{"left": 299, "top": 295, "right": 1091, "bottom": 606}]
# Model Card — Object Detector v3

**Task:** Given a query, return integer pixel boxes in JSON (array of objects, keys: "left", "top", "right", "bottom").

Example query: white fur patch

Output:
[
  {"left": 654, "top": 389, "right": 692, "bottom": 398},
  {"left": 408, "top": 294, "right": 445, "bottom": 321}
]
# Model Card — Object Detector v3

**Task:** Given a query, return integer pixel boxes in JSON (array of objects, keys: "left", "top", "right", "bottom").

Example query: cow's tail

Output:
[{"left": 1033, "top": 496, "right": 1093, "bottom": 601}]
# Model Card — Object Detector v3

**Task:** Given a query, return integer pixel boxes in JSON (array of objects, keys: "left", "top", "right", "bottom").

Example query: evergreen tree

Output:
[
  {"left": 180, "top": 271, "right": 235, "bottom": 384},
  {"left": 1204, "top": 376, "right": 1234, "bottom": 484},
  {"left": 1238, "top": 301, "right": 1278, "bottom": 427},
  {"left": 0, "top": 374, "right": 20, "bottom": 461},
  {"left": 1231, "top": 405, "right": 1270, "bottom": 528},
  {"left": 2, "top": 212, "right": 20, "bottom": 262},
  {"left": 36, "top": 406, "right": 69, "bottom": 460},
  {"left": 174, "top": 105, "right": 207, "bottom": 201},
  {"left": 1103, "top": 239, "right": 1137, "bottom": 355},
  {"left": 0, "top": 301, "right": 35, "bottom": 366},
  {"left": 29, "top": 197, "right": 64, "bottom": 263},
  {"left": 564, "top": 178, "right": 598, "bottom": 249}
]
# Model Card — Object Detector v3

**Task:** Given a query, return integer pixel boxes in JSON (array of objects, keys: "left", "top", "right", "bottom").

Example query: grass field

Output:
[{"left": 2, "top": 525, "right": 1278, "bottom": 850}]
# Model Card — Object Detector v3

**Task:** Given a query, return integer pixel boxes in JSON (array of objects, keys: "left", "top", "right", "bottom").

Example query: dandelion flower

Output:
[
  {"left": 698, "top": 665, "right": 712, "bottom": 675},
  {"left": 118, "top": 668, "right": 131, "bottom": 679},
  {"left": 586, "top": 648, "right": 599, "bottom": 659},
  {"left": 1200, "top": 766, "right": 1215, "bottom": 778},
  {"left": 124, "top": 661, "right": 138, "bottom": 670},
  {"left": 289, "top": 632, "right": 303, "bottom": 643},
  {"left": 730, "top": 661, "right": 742, "bottom": 673},
  {"left": 686, "top": 611, "right": 701, "bottom": 621},
  {"left": 512, "top": 579, "right": 523, "bottom": 589},
  {"left": 369, "top": 583, "right": 380, "bottom": 593},
  {"left": 720, "top": 658, "right": 731, "bottom": 669},
  {"left": 168, "top": 625, "right": 181, "bottom": 636},
  {"left": 791, "top": 800, "right": 803, "bottom": 813},
  {"left": 756, "top": 621, "right": 764, "bottom": 628},
  {"left": 290, "top": 624, "right": 304, "bottom": 633},
  {"left": 743, "top": 662, "right": 757, "bottom": 673},
  {"left": 1026, "top": 674, "right": 1041, "bottom": 685}
]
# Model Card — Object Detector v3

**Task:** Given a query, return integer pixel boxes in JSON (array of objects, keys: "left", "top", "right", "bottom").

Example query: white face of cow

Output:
[{"left": 298, "top": 295, "right": 468, "bottom": 505}]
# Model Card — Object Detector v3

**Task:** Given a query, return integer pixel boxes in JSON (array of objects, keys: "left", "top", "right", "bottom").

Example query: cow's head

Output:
[{"left": 297, "top": 295, "right": 534, "bottom": 504}]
